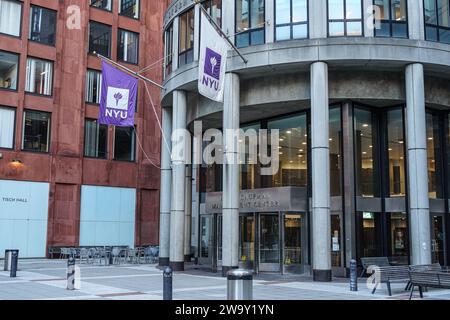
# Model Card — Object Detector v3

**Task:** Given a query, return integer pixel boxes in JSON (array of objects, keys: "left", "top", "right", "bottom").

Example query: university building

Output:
[
  {"left": 0, "top": 0, "right": 167, "bottom": 258},
  {"left": 160, "top": 0, "right": 450, "bottom": 280}
]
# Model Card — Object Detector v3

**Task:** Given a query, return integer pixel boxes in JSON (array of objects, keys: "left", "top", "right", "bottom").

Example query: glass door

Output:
[
  {"left": 431, "top": 214, "right": 446, "bottom": 265},
  {"left": 239, "top": 214, "right": 255, "bottom": 270},
  {"left": 259, "top": 213, "right": 281, "bottom": 272},
  {"left": 331, "top": 214, "right": 343, "bottom": 270},
  {"left": 283, "top": 214, "right": 303, "bottom": 273},
  {"left": 198, "top": 214, "right": 215, "bottom": 268}
]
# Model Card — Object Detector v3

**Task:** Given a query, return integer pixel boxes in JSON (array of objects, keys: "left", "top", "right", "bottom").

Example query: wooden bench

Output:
[
  {"left": 409, "top": 271, "right": 450, "bottom": 299},
  {"left": 360, "top": 257, "right": 391, "bottom": 277}
]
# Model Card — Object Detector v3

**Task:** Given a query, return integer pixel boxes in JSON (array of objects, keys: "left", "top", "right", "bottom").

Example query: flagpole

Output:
[
  {"left": 93, "top": 52, "right": 165, "bottom": 90},
  {"left": 195, "top": 1, "right": 248, "bottom": 64}
]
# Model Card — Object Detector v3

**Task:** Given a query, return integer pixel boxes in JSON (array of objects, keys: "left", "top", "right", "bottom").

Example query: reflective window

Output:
[
  {"left": 86, "top": 69, "right": 102, "bottom": 104},
  {"left": 275, "top": 0, "right": 308, "bottom": 41},
  {"left": 29, "top": 5, "right": 57, "bottom": 46},
  {"left": 267, "top": 114, "right": 308, "bottom": 188},
  {"left": 22, "top": 110, "right": 51, "bottom": 153},
  {"left": 0, "top": 50, "right": 19, "bottom": 90},
  {"left": 90, "top": 0, "right": 112, "bottom": 11},
  {"left": 164, "top": 23, "right": 173, "bottom": 77},
  {"left": 354, "top": 108, "right": 379, "bottom": 197},
  {"left": 424, "top": 0, "right": 450, "bottom": 43},
  {"left": 118, "top": 29, "right": 139, "bottom": 64},
  {"left": 387, "top": 212, "right": 409, "bottom": 265},
  {"left": 426, "top": 112, "right": 443, "bottom": 199},
  {"left": 0, "top": 0, "right": 22, "bottom": 37},
  {"left": 236, "top": 0, "right": 265, "bottom": 48},
  {"left": 240, "top": 123, "right": 261, "bottom": 190},
  {"left": 114, "top": 126, "right": 136, "bottom": 162},
  {"left": 357, "top": 211, "right": 383, "bottom": 258},
  {"left": 328, "top": 0, "right": 363, "bottom": 36},
  {"left": 119, "top": 0, "right": 139, "bottom": 19},
  {"left": 330, "top": 107, "right": 342, "bottom": 196},
  {"left": 202, "top": 0, "right": 222, "bottom": 27},
  {"left": 0, "top": 106, "right": 15, "bottom": 149},
  {"left": 373, "top": 0, "right": 408, "bottom": 38},
  {"left": 84, "top": 119, "right": 108, "bottom": 159},
  {"left": 387, "top": 109, "right": 406, "bottom": 197},
  {"left": 179, "top": 9, "right": 195, "bottom": 67},
  {"left": 25, "top": 57, "right": 53, "bottom": 96},
  {"left": 89, "top": 21, "right": 112, "bottom": 58}
]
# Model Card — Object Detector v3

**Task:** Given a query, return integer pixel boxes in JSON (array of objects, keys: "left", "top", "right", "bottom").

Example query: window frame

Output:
[
  {"left": 373, "top": 0, "right": 409, "bottom": 38},
  {"left": 90, "top": 0, "right": 113, "bottom": 12},
  {"left": 274, "top": 0, "right": 309, "bottom": 42},
  {"left": 118, "top": 0, "right": 140, "bottom": 20},
  {"left": 28, "top": 4, "right": 58, "bottom": 46},
  {"left": 0, "top": 0, "right": 23, "bottom": 38},
  {"left": 85, "top": 68, "right": 102, "bottom": 105},
  {"left": 21, "top": 109, "right": 52, "bottom": 154},
  {"left": 117, "top": 28, "right": 140, "bottom": 65},
  {"left": 0, "top": 105, "right": 16, "bottom": 150},
  {"left": 24, "top": 56, "right": 55, "bottom": 97},
  {"left": 423, "top": 0, "right": 450, "bottom": 43},
  {"left": 235, "top": 0, "right": 266, "bottom": 48},
  {"left": 178, "top": 8, "right": 195, "bottom": 67},
  {"left": 327, "top": 0, "right": 365, "bottom": 37},
  {"left": 88, "top": 20, "right": 112, "bottom": 58},
  {"left": 84, "top": 118, "right": 108, "bottom": 159},
  {"left": 0, "top": 50, "right": 20, "bottom": 92},
  {"left": 113, "top": 125, "right": 137, "bottom": 162}
]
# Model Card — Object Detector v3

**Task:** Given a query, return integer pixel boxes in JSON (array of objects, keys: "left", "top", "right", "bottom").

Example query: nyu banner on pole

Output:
[
  {"left": 198, "top": 10, "right": 228, "bottom": 102},
  {"left": 99, "top": 61, "right": 138, "bottom": 127}
]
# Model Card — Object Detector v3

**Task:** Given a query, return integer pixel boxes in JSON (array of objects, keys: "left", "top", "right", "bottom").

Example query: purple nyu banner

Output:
[{"left": 99, "top": 61, "right": 138, "bottom": 127}]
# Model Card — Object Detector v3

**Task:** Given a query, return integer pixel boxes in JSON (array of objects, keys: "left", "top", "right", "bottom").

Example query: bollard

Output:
[
  {"left": 67, "top": 257, "right": 76, "bottom": 290},
  {"left": 4, "top": 250, "right": 13, "bottom": 271},
  {"left": 10, "top": 250, "right": 19, "bottom": 278},
  {"left": 163, "top": 266, "right": 173, "bottom": 300},
  {"left": 350, "top": 259, "right": 358, "bottom": 292},
  {"left": 227, "top": 269, "right": 253, "bottom": 300}
]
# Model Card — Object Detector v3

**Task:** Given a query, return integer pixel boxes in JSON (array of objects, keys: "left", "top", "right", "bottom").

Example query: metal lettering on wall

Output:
[{"left": 164, "top": 0, "right": 195, "bottom": 29}]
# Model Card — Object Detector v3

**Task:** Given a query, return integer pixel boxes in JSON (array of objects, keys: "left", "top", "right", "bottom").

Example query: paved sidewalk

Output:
[{"left": 1, "top": 259, "right": 450, "bottom": 300}]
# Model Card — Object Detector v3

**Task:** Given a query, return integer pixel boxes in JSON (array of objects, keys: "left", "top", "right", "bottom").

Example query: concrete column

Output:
[
  {"left": 408, "top": 0, "right": 425, "bottom": 40},
  {"left": 363, "top": 0, "right": 374, "bottom": 37},
  {"left": 222, "top": 0, "right": 235, "bottom": 42},
  {"left": 265, "top": 0, "right": 274, "bottom": 43},
  {"left": 184, "top": 165, "right": 192, "bottom": 261},
  {"left": 159, "top": 107, "right": 172, "bottom": 266},
  {"left": 309, "top": 0, "right": 327, "bottom": 39},
  {"left": 222, "top": 73, "right": 240, "bottom": 276},
  {"left": 311, "top": 61, "right": 332, "bottom": 281},
  {"left": 172, "top": 16, "right": 180, "bottom": 71},
  {"left": 170, "top": 90, "right": 187, "bottom": 271},
  {"left": 405, "top": 63, "right": 432, "bottom": 265}
]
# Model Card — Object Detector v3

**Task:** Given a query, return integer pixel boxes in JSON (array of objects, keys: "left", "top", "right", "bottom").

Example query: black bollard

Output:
[
  {"left": 10, "top": 250, "right": 18, "bottom": 278},
  {"left": 163, "top": 266, "right": 173, "bottom": 300},
  {"left": 67, "top": 257, "right": 76, "bottom": 290},
  {"left": 350, "top": 259, "right": 358, "bottom": 292}
]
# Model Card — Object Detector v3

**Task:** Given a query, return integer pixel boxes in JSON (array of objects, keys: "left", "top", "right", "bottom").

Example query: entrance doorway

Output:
[
  {"left": 283, "top": 214, "right": 303, "bottom": 273},
  {"left": 331, "top": 213, "right": 344, "bottom": 275},
  {"left": 259, "top": 214, "right": 280, "bottom": 272},
  {"left": 431, "top": 214, "right": 446, "bottom": 265}
]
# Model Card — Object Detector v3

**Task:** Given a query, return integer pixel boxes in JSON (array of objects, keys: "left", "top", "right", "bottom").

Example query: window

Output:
[
  {"left": 84, "top": 119, "right": 107, "bottom": 159},
  {"left": 0, "top": 106, "right": 15, "bottom": 149},
  {"left": 114, "top": 126, "right": 136, "bottom": 161},
  {"left": 22, "top": 110, "right": 51, "bottom": 153},
  {"left": 330, "top": 106, "right": 342, "bottom": 196},
  {"left": 426, "top": 112, "right": 443, "bottom": 199},
  {"left": 118, "top": 29, "right": 139, "bottom": 64},
  {"left": 29, "top": 5, "right": 57, "bottom": 46},
  {"left": 354, "top": 107, "right": 379, "bottom": 197},
  {"left": 387, "top": 212, "right": 409, "bottom": 264},
  {"left": 179, "top": 8, "right": 195, "bottom": 67},
  {"left": 386, "top": 109, "right": 406, "bottom": 197},
  {"left": 0, "top": 0, "right": 22, "bottom": 37},
  {"left": 89, "top": 21, "right": 112, "bottom": 58},
  {"left": 424, "top": 0, "right": 450, "bottom": 43},
  {"left": 275, "top": 0, "right": 308, "bottom": 41},
  {"left": 236, "top": 0, "right": 265, "bottom": 48},
  {"left": 373, "top": 0, "right": 408, "bottom": 38},
  {"left": 90, "top": 0, "right": 112, "bottom": 11},
  {"left": 119, "top": 0, "right": 139, "bottom": 19},
  {"left": 240, "top": 123, "right": 261, "bottom": 190},
  {"left": 357, "top": 211, "right": 383, "bottom": 258},
  {"left": 25, "top": 57, "right": 53, "bottom": 96},
  {"left": 328, "top": 0, "right": 363, "bottom": 36},
  {"left": 86, "top": 69, "right": 102, "bottom": 104},
  {"left": 202, "top": 0, "right": 222, "bottom": 27},
  {"left": 0, "top": 50, "right": 19, "bottom": 90},
  {"left": 164, "top": 23, "right": 173, "bottom": 77}
]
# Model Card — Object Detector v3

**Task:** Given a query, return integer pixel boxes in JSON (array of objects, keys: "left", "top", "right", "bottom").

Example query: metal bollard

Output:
[
  {"left": 350, "top": 259, "right": 358, "bottom": 292},
  {"left": 4, "top": 250, "right": 13, "bottom": 271},
  {"left": 67, "top": 257, "right": 76, "bottom": 290},
  {"left": 10, "top": 250, "right": 19, "bottom": 278},
  {"left": 163, "top": 266, "right": 173, "bottom": 300},
  {"left": 227, "top": 269, "right": 253, "bottom": 300}
]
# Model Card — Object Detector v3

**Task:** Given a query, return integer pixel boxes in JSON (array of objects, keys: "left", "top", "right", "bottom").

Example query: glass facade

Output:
[
  {"left": 275, "top": 0, "right": 308, "bottom": 41},
  {"left": 328, "top": 0, "right": 363, "bottom": 36},
  {"left": 29, "top": 5, "right": 57, "bottom": 46},
  {"left": 178, "top": 8, "right": 195, "bottom": 67},
  {"left": 373, "top": 0, "right": 408, "bottom": 38},
  {"left": 240, "top": 123, "right": 261, "bottom": 190},
  {"left": 424, "top": 0, "right": 450, "bottom": 43},
  {"left": 387, "top": 109, "right": 406, "bottom": 197},
  {"left": 427, "top": 112, "right": 444, "bottom": 199},
  {"left": 22, "top": 110, "right": 51, "bottom": 153},
  {"left": 330, "top": 107, "right": 342, "bottom": 196},
  {"left": 235, "top": 0, "right": 265, "bottom": 48}
]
